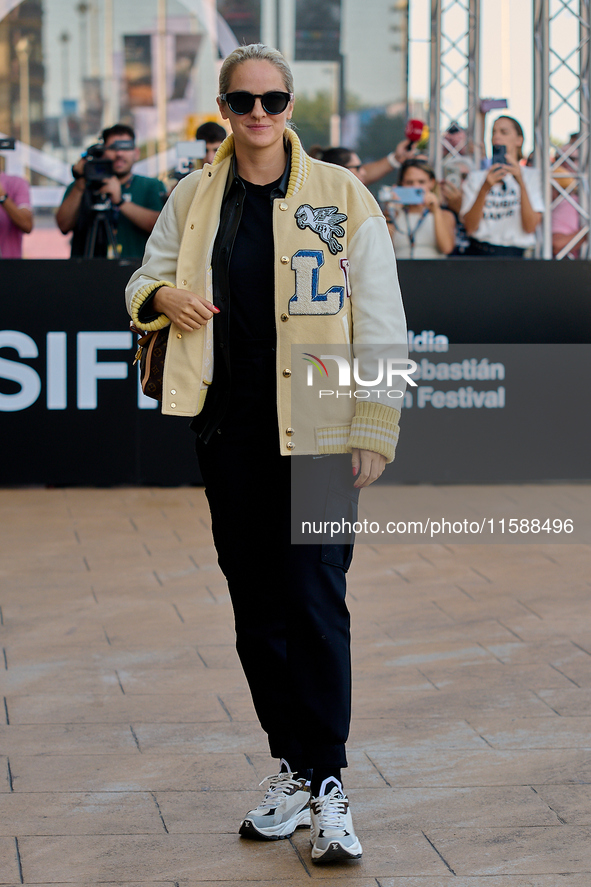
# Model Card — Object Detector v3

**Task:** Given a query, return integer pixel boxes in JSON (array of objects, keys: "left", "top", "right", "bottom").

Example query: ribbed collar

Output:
[{"left": 211, "top": 127, "right": 311, "bottom": 198}]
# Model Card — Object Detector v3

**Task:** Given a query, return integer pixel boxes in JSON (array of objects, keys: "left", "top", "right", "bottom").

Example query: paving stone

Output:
[
  {"left": 469, "top": 715, "right": 591, "bottom": 749},
  {"left": 370, "top": 639, "right": 505, "bottom": 668},
  {"left": 352, "top": 784, "right": 560, "bottom": 828},
  {"left": 481, "top": 640, "right": 585, "bottom": 665},
  {"left": 377, "top": 878, "right": 591, "bottom": 887},
  {"left": 352, "top": 688, "right": 553, "bottom": 720},
  {"left": 2, "top": 643, "right": 202, "bottom": 669},
  {"left": 0, "top": 791, "right": 164, "bottom": 835},
  {"left": 181, "top": 881, "right": 380, "bottom": 887},
  {"left": 0, "top": 664, "right": 124, "bottom": 696},
  {"left": 17, "top": 834, "right": 305, "bottom": 882},
  {"left": 0, "top": 836, "right": 21, "bottom": 882},
  {"left": 9, "top": 753, "right": 255, "bottom": 793},
  {"left": 537, "top": 688, "right": 591, "bottom": 716},
  {"left": 5, "top": 692, "right": 231, "bottom": 725},
  {"left": 532, "top": 784, "right": 591, "bottom": 825},
  {"left": 417, "top": 662, "right": 576, "bottom": 691},
  {"left": 362, "top": 747, "right": 591, "bottom": 788},
  {"left": 425, "top": 825, "right": 591, "bottom": 875},
  {"left": 132, "top": 721, "right": 269, "bottom": 755},
  {"left": 0, "top": 725, "right": 139, "bottom": 755},
  {"left": 114, "top": 665, "right": 247, "bottom": 696},
  {"left": 347, "top": 717, "right": 487, "bottom": 750}
]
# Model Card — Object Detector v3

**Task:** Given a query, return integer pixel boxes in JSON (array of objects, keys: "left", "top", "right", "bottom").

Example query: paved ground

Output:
[{"left": 1, "top": 485, "right": 591, "bottom": 886}]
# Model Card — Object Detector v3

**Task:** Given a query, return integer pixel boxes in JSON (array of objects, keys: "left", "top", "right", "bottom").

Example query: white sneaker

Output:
[
  {"left": 310, "top": 784, "right": 363, "bottom": 862},
  {"left": 239, "top": 771, "right": 311, "bottom": 840}
]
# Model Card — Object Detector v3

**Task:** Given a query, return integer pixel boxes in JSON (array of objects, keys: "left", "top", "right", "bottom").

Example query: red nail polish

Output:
[{"left": 352, "top": 466, "right": 358, "bottom": 476}]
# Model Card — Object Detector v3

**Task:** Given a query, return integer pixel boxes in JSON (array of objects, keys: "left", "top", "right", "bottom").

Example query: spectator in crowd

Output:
[
  {"left": 310, "top": 145, "right": 366, "bottom": 182},
  {"left": 440, "top": 156, "right": 473, "bottom": 255},
  {"left": 196, "top": 121, "right": 227, "bottom": 165},
  {"left": 310, "top": 141, "right": 429, "bottom": 188},
  {"left": 0, "top": 171, "right": 33, "bottom": 258},
  {"left": 442, "top": 123, "right": 470, "bottom": 158},
  {"left": 56, "top": 124, "right": 167, "bottom": 258},
  {"left": 552, "top": 167, "right": 586, "bottom": 259},
  {"left": 561, "top": 132, "right": 580, "bottom": 174},
  {"left": 387, "top": 159, "right": 455, "bottom": 258},
  {"left": 362, "top": 139, "right": 429, "bottom": 185},
  {"left": 461, "top": 116, "right": 543, "bottom": 257}
]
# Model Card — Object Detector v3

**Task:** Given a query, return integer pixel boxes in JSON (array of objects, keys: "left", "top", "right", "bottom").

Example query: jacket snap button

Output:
[
  {"left": 287, "top": 442, "right": 295, "bottom": 449},
  {"left": 190, "top": 224, "right": 194, "bottom": 229},
  {"left": 286, "top": 427, "right": 294, "bottom": 436},
  {"left": 177, "top": 333, "right": 182, "bottom": 339},
  {"left": 280, "top": 256, "right": 289, "bottom": 264},
  {"left": 280, "top": 313, "right": 289, "bottom": 322},
  {"left": 282, "top": 368, "right": 291, "bottom": 378},
  {"left": 170, "top": 389, "right": 176, "bottom": 395},
  {"left": 279, "top": 202, "right": 288, "bottom": 211},
  {"left": 181, "top": 279, "right": 187, "bottom": 286},
  {"left": 170, "top": 403, "right": 176, "bottom": 408}
]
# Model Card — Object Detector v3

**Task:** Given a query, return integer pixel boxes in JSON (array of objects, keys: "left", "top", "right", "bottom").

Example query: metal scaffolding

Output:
[
  {"left": 534, "top": 0, "right": 591, "bottom": 258},
  {"left": 429, "top": 0, "right": 480, "bottom": 180}
]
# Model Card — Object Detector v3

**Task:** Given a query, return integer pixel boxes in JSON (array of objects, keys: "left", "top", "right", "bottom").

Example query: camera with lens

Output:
[
  {"left": 82, "top": 139, "right": 134, "bottom": 188},
  {"left": 83, "top": 143, "right": 114, "bottom": 186}
]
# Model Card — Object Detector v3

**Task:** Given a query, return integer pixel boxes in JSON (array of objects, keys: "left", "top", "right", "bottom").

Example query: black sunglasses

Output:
[{"left": 219, "top": 91, "right": 293, "bottom": 115}]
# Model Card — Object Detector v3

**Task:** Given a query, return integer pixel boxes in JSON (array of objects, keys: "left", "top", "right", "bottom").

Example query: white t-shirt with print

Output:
[{"left": 461, "top": 167, "right": 544, "bottom": 248}]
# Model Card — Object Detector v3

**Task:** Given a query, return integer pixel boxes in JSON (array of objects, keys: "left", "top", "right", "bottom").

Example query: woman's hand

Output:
[
  {"left": 352, "top": 448, "right": 387, "bottom": 489},
  {"left": 502, "top": 156, "right": 523, "bottom": 184},
  {"left": 153, "top": 286, "right": 219, "bottom": 332},
  {"left": 485, "top": 164, "right": 507, "bottom": 189},
  {"left": 440, "top": 180, "right": 462, "bottom": 214},
  {"left": 100, "top": 176, "right": 122, "bottom": 205},
  {"left": 423, "top": 190, "right": 440, "bottom": 213},
  {"left": 394, "top": 138, "right": 418, "bottom": 165}
]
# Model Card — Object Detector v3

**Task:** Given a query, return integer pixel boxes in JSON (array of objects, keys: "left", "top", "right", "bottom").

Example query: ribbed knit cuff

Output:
[
  {"left": 317, "top": 425, "right": 351, "bottom": 455},
  {"left": 346, "top": 401, "right": 401, "bottom": 463},
  {"left": 129, "top": 280, "right": 175, "bottom": 331}
]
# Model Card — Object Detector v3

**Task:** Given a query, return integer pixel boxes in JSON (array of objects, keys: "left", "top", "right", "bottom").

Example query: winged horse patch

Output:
[{"left": 294, "top": 204, "right": 347, "bottom": 255}]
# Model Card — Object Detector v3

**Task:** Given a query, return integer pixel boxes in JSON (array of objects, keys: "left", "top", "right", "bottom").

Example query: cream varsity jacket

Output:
[{"left": 126, "top": 130, "right": 408, "bottom": 461}]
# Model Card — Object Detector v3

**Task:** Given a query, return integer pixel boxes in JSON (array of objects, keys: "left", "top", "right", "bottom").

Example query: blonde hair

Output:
[{"left": 218, "top": 44, "right": 294, "bottom": 97}]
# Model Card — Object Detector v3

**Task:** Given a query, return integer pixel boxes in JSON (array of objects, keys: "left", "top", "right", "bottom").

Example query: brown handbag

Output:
[{"left": 131, "top": 323, "right": 169, "bottom": 401}]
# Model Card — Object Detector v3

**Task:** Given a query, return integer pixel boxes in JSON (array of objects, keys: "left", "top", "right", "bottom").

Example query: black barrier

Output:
[{"left": 1, "top": 259, "right": 590, "bottom": 486}]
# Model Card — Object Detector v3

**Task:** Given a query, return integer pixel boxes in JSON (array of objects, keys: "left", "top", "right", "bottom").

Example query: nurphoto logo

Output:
[{"left": 302, "top": 352, "right": 417, "bottom": 400}]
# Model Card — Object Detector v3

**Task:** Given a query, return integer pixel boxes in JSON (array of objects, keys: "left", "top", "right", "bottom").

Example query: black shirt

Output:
[
  {"left": 228, "top": 175, "right": 281, "bottom": 346},
  {"left": 192, "top": 152, "right": 291, "bottom": 442}
]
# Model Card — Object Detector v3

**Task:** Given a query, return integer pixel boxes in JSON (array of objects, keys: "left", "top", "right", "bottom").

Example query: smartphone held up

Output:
[
  {"left": 379, "top": 185, "right": 425, "bottom": 206},
  {"left": 491, "top": 144, "right": 507, "bottom": 167}
]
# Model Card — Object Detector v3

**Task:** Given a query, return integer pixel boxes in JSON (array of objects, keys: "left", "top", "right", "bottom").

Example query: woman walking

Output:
[{"left": 126, "top": 44, "right": 406, "bottom": 864}]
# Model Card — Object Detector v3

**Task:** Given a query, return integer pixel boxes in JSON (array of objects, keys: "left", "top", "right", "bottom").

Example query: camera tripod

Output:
[{"left": 83, "top": 200, "right": 119, "bottom": 258}]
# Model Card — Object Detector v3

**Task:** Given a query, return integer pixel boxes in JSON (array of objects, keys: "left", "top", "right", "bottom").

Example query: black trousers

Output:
[{"left": 195, "top": 353, "right": 358, "bottom": 770}]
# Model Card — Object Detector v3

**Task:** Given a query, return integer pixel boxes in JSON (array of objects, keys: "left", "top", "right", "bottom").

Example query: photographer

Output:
[
  {"left": 195, "top": 121, "right": 227, "bottom": 165},
  {"left": 56, "top": 124, "right": 167, "bottom": 258}
]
